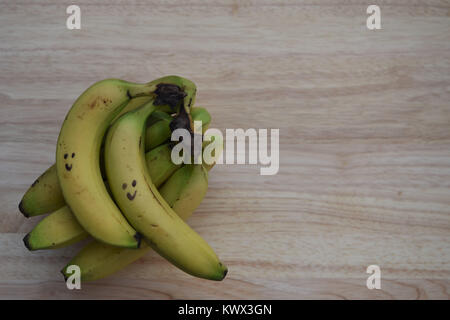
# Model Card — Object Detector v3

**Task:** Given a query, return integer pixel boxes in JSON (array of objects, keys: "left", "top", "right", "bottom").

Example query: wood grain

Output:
[{"left": 1, "top": 0, "right": 449, "bottom": 299}]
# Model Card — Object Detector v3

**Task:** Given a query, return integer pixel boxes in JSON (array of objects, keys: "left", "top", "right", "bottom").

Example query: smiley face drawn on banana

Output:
[
  {"left": 63, "top": 152, "right": 75, "bottom": 171},
  {"left": 122, "top": 180, "right": 137, "bottom": 201}
]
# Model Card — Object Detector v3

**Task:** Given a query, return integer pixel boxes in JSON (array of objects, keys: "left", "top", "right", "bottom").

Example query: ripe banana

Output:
[
  {"left": 104, "top": 100, "right": 227, "bottom": 280},
  {"left": 62, "top": 163, "right": 210, "bottom": 282},
  {"left": 18, "top": 105, "right": 209, "bottom": 218},
  {"left": 23, "top": 143, "right": 180, "bottom": 251},
  {"left": 18, "top": 95, "right": 152, "bottom": 218},
  {"left": 56, "top": 76, "right": 195, "bottom": 248}
]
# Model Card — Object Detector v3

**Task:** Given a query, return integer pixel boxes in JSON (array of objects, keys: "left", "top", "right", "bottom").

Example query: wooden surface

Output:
[{"left": 1, "top": 0, "right": 450, "bottom": 299}]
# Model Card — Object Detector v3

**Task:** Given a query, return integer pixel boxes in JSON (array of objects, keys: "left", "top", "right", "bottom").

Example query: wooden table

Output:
[{"left": 1, "top": 0, "right": 449, "bottom": 299}]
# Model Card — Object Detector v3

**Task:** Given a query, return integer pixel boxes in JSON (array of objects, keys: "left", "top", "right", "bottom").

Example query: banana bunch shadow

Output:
[{"left": 19, "top": 76, "right": 227, "bottom": 282}]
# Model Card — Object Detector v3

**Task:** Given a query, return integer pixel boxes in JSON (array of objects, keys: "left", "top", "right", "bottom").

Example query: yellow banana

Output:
[
  {"left": 104, "top": 100, "right": 227, "bottom": 280},
  {"left": 23, "top": 144, "right": 180, "bottom": 251},
  {"left": 56, "top": 76, "right": 195, "bottom": 248},
  {"left": 18, "top": 94, "right": 151, "bottom": 218},
  {"left": 18, "top": 105, "right": 209, "bottom": 218},
  {"left": 62, "top": 163, "right": 211, "bottom": 282}
]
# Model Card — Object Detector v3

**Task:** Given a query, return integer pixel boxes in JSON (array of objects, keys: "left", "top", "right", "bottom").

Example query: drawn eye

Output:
[
  {"left": 64, "top": 153, "right": 68, "bottom": 159},
  {"left": 72, "top": 153, "right": 75, "bottom": 158},
  {"left": 132, "top": 180, "right": 137, "bottom": 187},
  {"left": 122, "top": 183, "right": 127, "bottom": 189}
]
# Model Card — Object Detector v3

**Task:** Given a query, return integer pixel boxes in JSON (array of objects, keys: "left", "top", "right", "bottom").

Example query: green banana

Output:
[
  {"left": 104, "top": 100, "right": 227, "bottom": 280},
  {"left": 145, "top": 111, "right": 173, "bottom": 150},
  {"left": 18, "top": 165, "right": 65, "bottom": 218},
  {"left": 145, "top": 143, "right": 179, "bottom": 186},
  {"left": 147, "top": 110, "right": 173, "bottom": 126},
  {"left": 191, "top": 107, "right": 212, "bottom": 133},
  {"left": 62, "top": 163, "right": 211, "bottom": 282},
  {"left": 23, "top": 144, "right": 180, "bottom": 251},
  {"left": 159, "top": 165, "right": 209, "bottom": 220},
  {"left": 56, "top": 76, "right": 195, "bottom": 248},
  {"left": 24, "top": 206, "right": 88, "bottom": 250},
  {"left": 202, "top": 133, "right": 223, "bottom": 172},
  {"left": 113, "top": 96, "right": 152, "bottom": 120},
  {"left": 18, "top": 105, "right": 209, "bottom": 218}
]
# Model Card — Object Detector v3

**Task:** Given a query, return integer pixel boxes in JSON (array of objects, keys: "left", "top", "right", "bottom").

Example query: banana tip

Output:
[
  {"left": 216, "top": 262, "right": 228, "bottom": 281},
  {"left": 60, "top": 268, "right": 68, "bottom": 282},
  {"left": 134, "top": 232, "right": 142, "bottom": 248},
  {"left": 18, "top": 200, "right": 29, "bottom": 218},
  {"left": 22, "top": 233, "right": 32, "bottom": 251},
  {"left": 222, "top": 267, "right": 228, "bottom": 280}
]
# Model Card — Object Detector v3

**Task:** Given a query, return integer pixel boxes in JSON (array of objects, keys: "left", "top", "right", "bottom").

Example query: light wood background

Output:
[{"left": 1, "top": 0, "right": 449, "bottom": 300}]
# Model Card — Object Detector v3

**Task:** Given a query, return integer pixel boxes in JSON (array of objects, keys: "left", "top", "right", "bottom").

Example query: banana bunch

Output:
[{"left": 19, "top": 76, "right": 227, "bottom": 282}]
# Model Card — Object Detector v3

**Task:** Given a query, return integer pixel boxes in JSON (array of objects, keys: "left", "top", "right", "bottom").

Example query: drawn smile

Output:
[
  {"left": 127, "top": 191, "right": 137, "bottom": 201},
  {"left": 122, "top": 179, "right": 137, "bottom": 201},
  {"left": 64, "top": 153, "right": 75, "bottom": 171}
]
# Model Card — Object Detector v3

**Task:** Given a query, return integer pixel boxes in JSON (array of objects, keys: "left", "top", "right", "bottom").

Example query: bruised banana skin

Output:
[
  {"left": 18, "top": 106, "right": 210, "bottom": 218},
  {"left": 23, "top": 144, "right": 180, "bottom": 251},
  {"left": 104, "top": 100, "right": 226, "bottom": 280},
  {"left": 62, "top": 163, "right": 211, "bottom": 282},
  {"left": 56, "top": 76, "right": 195, "bottom": 249}
]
